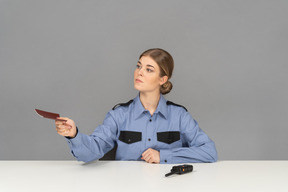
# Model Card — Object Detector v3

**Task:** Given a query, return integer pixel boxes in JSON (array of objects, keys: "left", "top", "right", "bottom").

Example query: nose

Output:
[{"left": 138, "top": 67, "right": 143, "bottom": 76}]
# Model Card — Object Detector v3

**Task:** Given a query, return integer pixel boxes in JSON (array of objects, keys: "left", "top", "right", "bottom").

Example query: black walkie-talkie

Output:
[{"left": 165, "top": 164, "right": 193, "bottom": 177}]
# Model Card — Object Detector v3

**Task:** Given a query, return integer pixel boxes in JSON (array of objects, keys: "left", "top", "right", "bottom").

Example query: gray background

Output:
[{"left": 1, "top": 0, "right": 287, "bottom": 160}]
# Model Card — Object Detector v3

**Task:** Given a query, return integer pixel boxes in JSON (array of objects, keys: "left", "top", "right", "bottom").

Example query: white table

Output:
[{"left": 1, "top": 161, "right": 288, "bottom": 192}]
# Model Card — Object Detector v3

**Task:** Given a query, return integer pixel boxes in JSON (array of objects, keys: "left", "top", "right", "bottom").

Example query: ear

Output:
[{"left": 159, "top": 75, "right": 168, "bottom": 86}]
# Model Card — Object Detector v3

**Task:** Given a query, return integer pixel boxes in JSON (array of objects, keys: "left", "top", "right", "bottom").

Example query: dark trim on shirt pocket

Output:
[
  {"left": 157, "top": 131, "right": 180, "bottom": 144},
  {"left": 119, "top": 131, "right": 142, "bottom": 144}
]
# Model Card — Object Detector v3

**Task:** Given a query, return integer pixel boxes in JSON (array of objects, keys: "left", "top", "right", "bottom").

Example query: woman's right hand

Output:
[{"left": 55, "top": 117, "right": 77, "bottom": 138}]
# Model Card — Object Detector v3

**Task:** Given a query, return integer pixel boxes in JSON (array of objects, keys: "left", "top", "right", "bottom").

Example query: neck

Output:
[{"left": 139, "top": 91, "right": 161, "bottom": 116}]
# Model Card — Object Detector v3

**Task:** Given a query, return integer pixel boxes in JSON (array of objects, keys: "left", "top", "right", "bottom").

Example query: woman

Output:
[{"left": 55, "top": 48, "right": 217, "bottom": 164}]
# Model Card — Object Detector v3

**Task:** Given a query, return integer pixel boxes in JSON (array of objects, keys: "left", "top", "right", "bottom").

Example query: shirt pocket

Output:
[
  {"left": 118, "top": 131, "right": 142, "bottom": 144},
  {"left": 157, "top": 131, "right": 180, "bottom": 144}
]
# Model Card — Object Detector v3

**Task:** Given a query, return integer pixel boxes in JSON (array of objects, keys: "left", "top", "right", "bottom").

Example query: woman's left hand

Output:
[{"left": 141, "top": 148, "right": 160, "bottom": 164}]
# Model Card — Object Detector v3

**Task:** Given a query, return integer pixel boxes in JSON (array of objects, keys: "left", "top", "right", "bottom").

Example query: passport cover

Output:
[{"left": 35, "top": 109, "right": 67, "bottom": 122}]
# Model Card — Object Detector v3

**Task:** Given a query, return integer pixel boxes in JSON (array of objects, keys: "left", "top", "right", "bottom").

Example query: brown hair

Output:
[{"left": 139, "top": 48, "right": 174, "bottom": 95}]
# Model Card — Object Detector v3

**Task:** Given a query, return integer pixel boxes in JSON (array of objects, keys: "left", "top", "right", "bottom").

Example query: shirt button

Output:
[{"left": 148, "top": 138, "right": 151, "bottom": 141}]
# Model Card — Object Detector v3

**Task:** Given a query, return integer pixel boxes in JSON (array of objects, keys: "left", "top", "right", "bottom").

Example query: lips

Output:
[{"left": 135, "top": 78, "right": 143, "bottom": 83}]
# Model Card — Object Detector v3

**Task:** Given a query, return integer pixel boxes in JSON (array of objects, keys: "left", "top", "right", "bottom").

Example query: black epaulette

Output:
[
  {"left": 166, "top": 101, "right": 188, "bottom": 112},
  {"left": 112, "top": 99, "right": 133, "bottom": 110}
]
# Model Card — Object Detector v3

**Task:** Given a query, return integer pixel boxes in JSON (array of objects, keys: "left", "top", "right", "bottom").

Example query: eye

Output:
[
  {"left": 146, "top": 68, "right": 153, "bottom": 72},
  {"left": 136, "top": 64, "right": 141, "bottom": 69}
]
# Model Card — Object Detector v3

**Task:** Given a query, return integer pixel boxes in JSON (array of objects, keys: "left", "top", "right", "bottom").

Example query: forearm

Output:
[
  {"left": 66, "top": 131, "right": 114, "bottom": 163},
  {"left": 159, "top": 141, "right": 218, "bottom": 164}
]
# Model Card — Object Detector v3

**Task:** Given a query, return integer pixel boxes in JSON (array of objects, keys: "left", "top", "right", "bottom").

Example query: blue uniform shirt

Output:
[{"left": 66, "top": 94, "right": 218, "bottom": 164}]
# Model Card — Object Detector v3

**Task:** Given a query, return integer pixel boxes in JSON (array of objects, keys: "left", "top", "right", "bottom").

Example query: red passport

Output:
[{"left": 35, "top": 109, "right": 67, "bottom": 122}]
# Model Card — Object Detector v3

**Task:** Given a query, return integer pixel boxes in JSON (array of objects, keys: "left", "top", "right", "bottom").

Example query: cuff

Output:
[
  {"left": 65, "top": 128, "right": 82, "bottom": 147},
  {"left": 160, "top": 149, "right": 172, "bottom": 164},
  {"left": 65, "top": 127, "right": 78, "bottom": 139}
]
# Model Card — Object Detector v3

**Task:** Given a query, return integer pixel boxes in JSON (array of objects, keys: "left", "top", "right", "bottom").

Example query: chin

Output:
[{"left": 134, "top": 85, "right": 142, "bottom": 92}]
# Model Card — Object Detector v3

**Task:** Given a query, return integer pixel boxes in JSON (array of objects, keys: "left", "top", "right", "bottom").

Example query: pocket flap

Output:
[
  {"left": 119, "top": 131, "right": 142, "bottom": 144},
  {"left": 157, "top": 131, "right": 180, "bottom": 144}
]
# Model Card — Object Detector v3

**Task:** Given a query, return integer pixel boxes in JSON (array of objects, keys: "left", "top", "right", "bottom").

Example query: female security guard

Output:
[{"left": 55, "top": 48, "right": 217, "bottom": 164}]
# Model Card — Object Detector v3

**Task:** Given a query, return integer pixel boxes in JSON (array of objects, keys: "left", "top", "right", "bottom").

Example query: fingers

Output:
[
  {"left": 55, "top": 117, "right": 72, "bottom": 128},
  {"left": 55, "top": 121, "right": 72, "bottom": 129},
  {"left": 55, "top": 117, "right": 75, "bottom": 137},
  {"left": 141, "top": 148, "right": 160, "bottom": 164},
  {"left": 56, "top": 117, "right": 71, "bottom": 125},
  {"left": 141, "top": 153, "right": 151, "bottom": 163},
  {"left": 56, "top": 123, "right": 71, "bottom": 131},
  {"left": 141, "top": 153, "right": 155, "bottom": 164},
  {"left": 141, "top": 148, "right": 152, "bottom": 159},
  {"left": 56, "top": 124, "right": 71, "bottom": 136},
  {"left": 143, "top": 155, "right": 154, "bottom": 164},
  {"left": 56, "top": 127, "right": 70, "bottom": 136}
]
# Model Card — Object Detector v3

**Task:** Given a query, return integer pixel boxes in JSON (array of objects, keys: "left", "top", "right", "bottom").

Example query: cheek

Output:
[
  {"left": 147, "top": 75, "right": 161, "bottom": 86},
  {"left": 134, "top": 69, "right": 138, "bottom": 78}
]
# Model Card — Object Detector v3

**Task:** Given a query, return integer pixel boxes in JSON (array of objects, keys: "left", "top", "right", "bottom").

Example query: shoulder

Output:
[
  {"left": 166, "top": 101, "right": 197, "bottom": 128},
  {"left": 107, "top": 99, "right": 134, "bottom": 122},
  {"left": 166, "top": 100, "right": 188, "bottom": 112},
  {"left": 112, "top": 99, "right": 134, "bottom": 110}
]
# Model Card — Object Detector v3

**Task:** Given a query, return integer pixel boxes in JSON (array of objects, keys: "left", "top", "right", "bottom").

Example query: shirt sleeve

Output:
[
  {"left": 66, "top": 111, "right": 118, "bottom": 163},
  {"left": 159, "top": 111, "right": 218, "bottom": 164}
]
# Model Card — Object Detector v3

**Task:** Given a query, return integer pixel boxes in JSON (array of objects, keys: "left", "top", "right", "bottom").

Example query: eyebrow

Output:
[{"left": 137, "top": 61, "right": 155, "bottom": 68}]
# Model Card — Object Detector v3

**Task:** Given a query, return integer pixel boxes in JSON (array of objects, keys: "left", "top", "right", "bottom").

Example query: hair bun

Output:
[{"left": 161, "top": 81, "right": 173, "bottom": 95}]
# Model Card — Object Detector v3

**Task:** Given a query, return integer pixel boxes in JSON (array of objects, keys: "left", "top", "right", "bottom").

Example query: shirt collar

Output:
[{"left": 133, "top": 94, "right": 168, "bottom": 119}]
